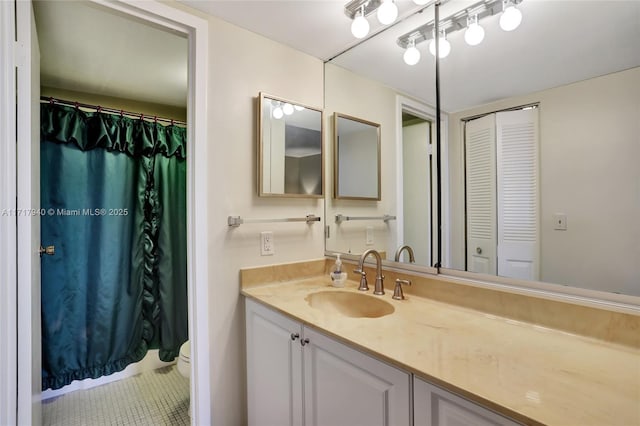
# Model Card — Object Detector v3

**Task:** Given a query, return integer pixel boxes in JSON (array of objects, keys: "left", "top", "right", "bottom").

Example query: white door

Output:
[
  {"left": 245, "top": 299, "right": 304, "bottom": 426},
  {"left": 402, "top": 120, "right": 432, "bottom": 265},
  {"left": 465, "top": 114, "right": 497, "bottom": 274},
  {"left": 15, "top": 1, "right": 42, "bottom": 424},
  {"left": 303, "top": 327, "right": 410, "bottom": 426},
  {"left": 496, "top": 109, "right": 540, "bottom": 280}
]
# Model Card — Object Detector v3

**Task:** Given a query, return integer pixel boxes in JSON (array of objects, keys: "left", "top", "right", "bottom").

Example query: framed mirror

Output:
[
  {"left": 257, "top": 92, "right": 323, "bottom": 198},
  {"left": 334, "top": 113, "right": 381, "bottom": 200}
]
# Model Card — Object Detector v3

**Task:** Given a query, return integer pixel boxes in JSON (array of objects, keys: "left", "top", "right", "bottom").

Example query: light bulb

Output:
[
  {"left": 429, "top": 33, "right": 451, "bottom": 58},
  {"left": 273, "top": 107, "right": 283, "bottom": 119},
  {"left": 377, "top": 0, "right": 398, "bottom": 25},
  {"left": 403, "top": 41, "right": 421, "bottom": 66},
  {"left": 283, "top": 103, "right": 294, "bottom": 115},
  {"left": 464, "top": 16, "right": 485, "bottom": 46},
  {"left": 294, "top": 105, "right": 305, "bottom": 111},
  {"left": 351, "top": 10, "right": 370, "bottom": 39},
  {"left": 500, "top": 3, "right": 522, "bottom": 31}
]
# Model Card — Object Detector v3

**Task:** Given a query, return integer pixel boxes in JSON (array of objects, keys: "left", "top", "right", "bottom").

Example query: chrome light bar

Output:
[{"left": 397, "top": 0, "right": 522, "bottom": 48}]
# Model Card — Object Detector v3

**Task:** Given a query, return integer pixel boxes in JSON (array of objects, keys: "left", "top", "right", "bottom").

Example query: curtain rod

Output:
[{"left": 40, "top": 96, "right": 187, "bottom": 126}]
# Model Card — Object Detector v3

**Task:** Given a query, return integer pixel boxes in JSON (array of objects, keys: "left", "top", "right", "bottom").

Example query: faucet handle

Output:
[
  {"left": 392, "top": 279, "right": 411, "bottom": 300},
  {"left": 354, "top": 268, "right": 369, "bottom": 291}
]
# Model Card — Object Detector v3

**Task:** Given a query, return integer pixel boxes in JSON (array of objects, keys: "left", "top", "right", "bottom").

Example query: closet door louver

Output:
[
  {"left": 496, "top": 109, "right": 540, "bottom": 280},
  {"left": 465, "top": 114, "right": 497, "bottom": 275}
]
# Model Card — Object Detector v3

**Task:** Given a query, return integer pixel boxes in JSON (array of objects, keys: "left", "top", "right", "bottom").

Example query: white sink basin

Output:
[{"left": 305, "top": 291, "right": 394, "bottom": 318}]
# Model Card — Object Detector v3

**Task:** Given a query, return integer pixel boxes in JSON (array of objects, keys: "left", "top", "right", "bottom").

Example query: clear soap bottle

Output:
[{"left": 330, "top": 254, "right": 347, "bottom": 287}]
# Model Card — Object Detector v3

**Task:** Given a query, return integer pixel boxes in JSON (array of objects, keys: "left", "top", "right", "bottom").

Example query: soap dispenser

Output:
[{"left": 330, "top": 254, "right": 347, "bottom": 288}]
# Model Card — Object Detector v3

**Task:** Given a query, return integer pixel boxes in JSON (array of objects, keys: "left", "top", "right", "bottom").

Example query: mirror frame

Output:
[
  {"left": 333, "top": 112, "right": 381, "bottom": 201},
  {"left": 257, "top": 92, "right": 324, "bottom": 198}
]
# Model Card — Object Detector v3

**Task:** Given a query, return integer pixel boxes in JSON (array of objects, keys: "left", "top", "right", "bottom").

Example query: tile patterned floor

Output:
[{"left": 42, "top": 366, "right": 190, "bottom": 426}]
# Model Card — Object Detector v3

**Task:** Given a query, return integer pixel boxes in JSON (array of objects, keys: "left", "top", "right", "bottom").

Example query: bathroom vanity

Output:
[{"left": 242, "top": 259, "right": 640, "bottom": 426}]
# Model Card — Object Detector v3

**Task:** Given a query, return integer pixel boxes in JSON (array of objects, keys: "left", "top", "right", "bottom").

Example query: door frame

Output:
[
  {"left": 0, "top": 2, "right": 18, "bottom": 425},
  {"left": 4, "top": 1, "right": 212, "bottom": 424},
  {"left": 395, "top": 95, "right": 449, "bottom": 269}
]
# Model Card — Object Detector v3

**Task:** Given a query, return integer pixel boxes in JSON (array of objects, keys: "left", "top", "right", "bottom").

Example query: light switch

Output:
[
  {"left": 366, "top": 226, "right": 374, "bottom": 245},
  {"left": 553, "top": 213, "right": 567, "bottom": 231}
]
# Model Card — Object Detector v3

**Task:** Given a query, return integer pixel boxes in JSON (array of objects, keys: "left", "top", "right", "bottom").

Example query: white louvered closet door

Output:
[
  {"left": 465, "top": 114, "right": 497, "bottom": 275},
  {"left": 496, "top": 109, "right": 540, "bottom": 280}
]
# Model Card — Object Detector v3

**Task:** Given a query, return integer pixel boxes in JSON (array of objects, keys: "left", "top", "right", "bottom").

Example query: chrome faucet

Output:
[
  {"left": 354, "top": 249, "right": 385, "bottom": 295},
  {"left": 394, "top": 245, "right": 415, "bottom": 263}
]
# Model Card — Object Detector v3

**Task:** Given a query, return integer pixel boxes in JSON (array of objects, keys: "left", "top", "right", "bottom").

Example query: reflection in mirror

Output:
[
  {"left": 334, "top": 113, "right": 381, "bottom": 200},
  {"left": 326, "top": 1, "right": 640, "bottom": 298},
  {"left": 258, "top": 92, "right": 323, "bottom": 197},
  {"left": 443, "top": 2, "right": 640, "bottom": 297},
  {"left": 324, "top": 64, "right": 398, "bottom": 260}
]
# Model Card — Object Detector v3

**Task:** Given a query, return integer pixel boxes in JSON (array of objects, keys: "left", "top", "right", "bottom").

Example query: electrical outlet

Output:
[
  {"left": 261, "top": 231, "right": 274, "bottom": 255},
  {"left": 366, "top": 226, "right": 374, "bottom": 245}
]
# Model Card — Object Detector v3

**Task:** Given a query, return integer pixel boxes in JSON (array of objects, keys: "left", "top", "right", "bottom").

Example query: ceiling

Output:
[
  {"left": 33, "top": 1, "right": 188, "bottom": 107},
  {"left": 34, "top": 0, "right": 640, "bottom": 112}
]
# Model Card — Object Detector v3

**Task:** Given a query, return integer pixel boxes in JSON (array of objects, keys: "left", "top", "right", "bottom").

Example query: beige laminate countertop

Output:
[{"left": 242, "top": 276, "right": 640, "bottom": 426}]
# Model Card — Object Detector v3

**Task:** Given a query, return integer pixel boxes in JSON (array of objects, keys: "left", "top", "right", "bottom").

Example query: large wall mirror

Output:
[
  {"left": 334, "top": 113, "right": 381, "bottom": 200},
  {"left": 324, "top": 0, "right": 640, "bottom": 302},
  {"left": 258, "top": 92, "right": 324, "bottom": 197}
]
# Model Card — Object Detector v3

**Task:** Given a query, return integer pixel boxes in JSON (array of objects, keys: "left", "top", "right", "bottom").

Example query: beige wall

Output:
[
  {"left": 162, "top": 3, "right": 326, "bottom": 425},
  {"left": 324, "top": 63, "right": 398, "bottom": 256},
  {"left": 447, "top": 67, "right": 640, "bottom": 296}
]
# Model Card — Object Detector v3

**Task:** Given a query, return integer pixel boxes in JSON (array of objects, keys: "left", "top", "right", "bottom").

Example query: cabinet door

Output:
[
  {"left": 245, "top": 299, "right": 303, "bottom": 426},
  {"left": 414, "top": 377, "right": 520, "bottom": 426},
  {"left": 303, "top": 327, "right": 411, "bottom": 426}
]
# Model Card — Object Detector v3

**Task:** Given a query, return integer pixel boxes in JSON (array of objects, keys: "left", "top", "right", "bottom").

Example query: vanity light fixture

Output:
[
  {"left": 272, "top": 104, "right": 284, "bottom": 119},
  {"left": 428, "top": 29, "right": 451, "bottom": 58},
  {"left": 499, "top": 0, "right": 522, "bottom": 31},
  {"left": 377, "top": 0, "right": 398, "bottom": 25},
  {"left": 403, "top": 39, "right": 421, "bottom": 65},
  {"left": 270, "top": 100, "right": 305, "bottom": 120},
  {"left": 345, "top": 0, "right": 401, "bottom": 40},
  {"left": 396, "top": 0, "right": 523, "bottom": 63},
  {"left": 351, "top": 6, "right": 370, "bottom": 39},
  {"left": 282, "top": 103, "right": 294, "bottom": 115},
  {"left": 464, "top": 14, "right": 485, "bottom": 46}
]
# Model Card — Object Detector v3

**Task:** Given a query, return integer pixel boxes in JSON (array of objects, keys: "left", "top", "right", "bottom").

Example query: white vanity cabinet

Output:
[
  {"left": 245, "top": 298, "right": 411, "bottom": 426},
  {"left": 413, "top": 377, "right": 521, "bottom": 426},
  {"left": 245, "top": 298, "right": 304, "bottom": 426}
]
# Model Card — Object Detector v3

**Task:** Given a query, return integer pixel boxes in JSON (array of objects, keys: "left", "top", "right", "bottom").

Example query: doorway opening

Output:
[
  {"left": 16, "top": 1, "right": 211, "bottom": 424},
  {"left": 395, "top": 96, "right": 439, "bottom": 269}
]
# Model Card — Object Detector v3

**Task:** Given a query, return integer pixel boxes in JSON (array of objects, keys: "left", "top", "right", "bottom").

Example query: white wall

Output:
[
  {"left": 324, "top": 63, "right": 398, "bottom": 257},
  {"left": 447, "top": 67, "right": 640, "bottom": 295},
  {"left": 165, "top": 3, "right": 326, "bottom": 425}
]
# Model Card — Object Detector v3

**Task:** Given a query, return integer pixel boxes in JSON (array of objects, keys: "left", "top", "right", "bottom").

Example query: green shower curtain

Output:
[{"left": 40, "top": 103, "right": 188, "bottom": 390}]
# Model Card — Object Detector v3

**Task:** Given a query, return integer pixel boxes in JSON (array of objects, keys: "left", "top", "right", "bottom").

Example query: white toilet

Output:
[{"left": 177, "top": 340, "right": 191, "bottom": 379}]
